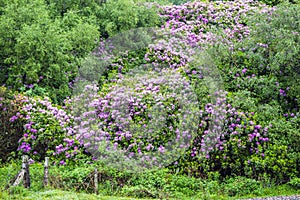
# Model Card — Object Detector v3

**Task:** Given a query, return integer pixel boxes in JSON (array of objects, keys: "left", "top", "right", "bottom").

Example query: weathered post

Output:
[
  {"left": 44, "top": 157, "right": 49, "bottom": 187},
  {"left": 22, "top": 155, "right": 30, "bottom": 188},
  {"left": 94, "top": 168, "right": 98, "bottom": 195},
  {"left": 12, "top": 170, "right": 25, "bottom": 187}
]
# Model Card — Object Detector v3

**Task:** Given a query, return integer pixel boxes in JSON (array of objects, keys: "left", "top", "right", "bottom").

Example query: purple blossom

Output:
[
  {"left": 28, "top": 159, "right": 35, "bottom": 165},
  {"left": 60, "top": 160, "right": 66, "bottom": 165},
  {"left": 158, "top": 145, "right": 165, "bottom": 153},
  {"left": 254, "top": 125, "right": 261, "bottom": 129},
  {"left": 279, "top": 89, "right": 286, "bottom": 96},
  {"left": 31, "top": 129, "right": 38, "bottom": 133},
  {"left": 19, "top": 142, "right": 31, "bottom": 153},
  {"left": 9, "top": 115, "right": 18, "bottom": 122}
]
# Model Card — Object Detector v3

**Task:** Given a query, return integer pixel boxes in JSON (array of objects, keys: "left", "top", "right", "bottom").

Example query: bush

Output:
[
  {"left": 164, "top": 2, "right": 300, "bottom": 183},
  {"left": 96, "top": 0, "right": 161, "bottom": 38},
  {"left": 287, "top": 177, "right": 300, "bottom": 189},
  {"left": 0, "top": 87, "right": 26, "bottom": 163},
  {"left": 224, "top": 176, "right": 261, "bottom": 196},
  {"left": 12, "top": 95, "right": 87, "bottom": 164},
  {"left": 259, "top": 0, "right": 300, "bottom": 6},
  {"left": 214, "top": 3, "right": 300, "bottom": 110},
  {"left": 164, "top": 174, "right": 203, "bottom": 197},
  {"left": 46, "top": 0, "right": 102, "bottom": 17},
  {"left": 0, "top": 0, "right": 99, "bottom": 104}
]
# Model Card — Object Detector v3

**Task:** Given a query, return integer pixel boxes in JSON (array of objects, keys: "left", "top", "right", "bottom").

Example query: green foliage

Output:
[
  {"left": 0, "top": 161, "right": 20, "bottom": 190},
  {"left": 266, "top": 118, "right": 300, "bottom": 178},
  {"left": 52, "top": 165, "right": 95, "bottom": 192},
  {"left": 129, "top": 169, "right": 169, "bottom": 191},
  {"left": 45, "top": 0, "right": 102, "bottom": 17},
  {"left": 0, "top": 87, "right": 26, "bottom": 163},
  {"left": 96, "top": 0, "right": 161, "bottom": 38},
  {"left": 164, "top": 174, "right": 203, "bottom": 197},
  {"left": 223, "top": 176, "right": 261, "bottom": 197},
  {"left": 212, "top": 3, "right": 300, "bottom": 108},
  {"left": 0, "top": 0, "right": 99, "bottom": 103},
  {"left": 167, "top": 0, "right": 190, "bottom": 5},
  {"left": 259, "top": 0, "right": 300, "bottom": 6},
  {"left": 179, "top": 3, "right": 300, "bottom": 183},
  {"left": 44, "top": 162, "right": 132, "bottom": 195},
  {"left": 288, "top": 177, "right": 300, "bottom": 189},
  {"left": 0, "top": 161, "right": 299, "bottom": 199},
  {"left": 0, "top": 1, "right": 299, "bottom": 198},
  {"left": 124, "top": 169, "right": 203, "bottom": 198}
]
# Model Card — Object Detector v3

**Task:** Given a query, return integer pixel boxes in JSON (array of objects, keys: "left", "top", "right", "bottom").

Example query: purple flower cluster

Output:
[
  {"left": 143, "top": 0, "right": 270, "bottom": 80},
  {"left": 279, "top": 88, "right": 287, "bottom": 96},
  {"left": 190, "top": 95, "right": 271, "bottom": 160},
  {"left": 13, "top": 96, "right": 77, "bottom": 164},
  {"left": 6, "top": 1, "right": 277, "bottom": 167},
  {"left": 159, "top": 0, "right": 258, "bottom": 41},
  {"left": 72, "top": 69, "right": 199, "bottom": 168},
  {"left": 197, "top": 91, "right": 228, "bottom": 158},
  {"left": 18, "top": 142, "right": 31, "bottom": 153}
]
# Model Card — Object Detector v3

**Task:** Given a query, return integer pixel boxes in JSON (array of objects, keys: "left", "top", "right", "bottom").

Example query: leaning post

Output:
[{"left": 44, "top": 157, "right": 49, "bottom": 187}]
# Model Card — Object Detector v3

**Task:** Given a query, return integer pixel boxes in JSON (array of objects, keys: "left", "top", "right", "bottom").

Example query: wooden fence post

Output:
[
  {"left": 94, "top": 168, "right": 98, "bottom": 195},
  {"left": 12, "top": 170, "right": 25, "bottom": 187},
  {"left": 22, "top": 155, "right": 30, "bottom": 188},
  {"left": 44, "top": 157, "right": 49, "bottom": 187}
]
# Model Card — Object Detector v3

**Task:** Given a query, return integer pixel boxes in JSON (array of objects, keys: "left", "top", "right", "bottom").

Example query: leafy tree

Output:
[
  {"left": 45, "top": 0, "right": 103, "bottom": 17},
  {"left": 0, "top": 0, "right": 99, "bottom": 103},
  {"left": 96, "top": 0, "right": 162, "bottom": 38}
]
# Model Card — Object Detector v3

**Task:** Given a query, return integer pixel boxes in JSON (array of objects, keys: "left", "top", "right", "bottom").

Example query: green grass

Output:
[
  {"left": 1, "top": 163, "right": 299, "bottom": 200},
  {"left": 234, "top": 184, "right": 300, "bottom": 199},
  {"left": 0, "top": 189, "right": 156, "bottom": 200},
  {"left": 0, "top": 186, "right": 299, "bottom": 200}
]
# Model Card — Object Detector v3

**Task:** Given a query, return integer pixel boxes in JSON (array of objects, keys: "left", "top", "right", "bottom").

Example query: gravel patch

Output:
[{"left": 241, "top": 195, "right": 300, "bottom": 200}]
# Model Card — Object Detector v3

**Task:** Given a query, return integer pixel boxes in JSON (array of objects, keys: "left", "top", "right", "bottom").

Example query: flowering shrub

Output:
[
  {"left": 71, "top": 68, "right": 200, "bottom": 170},
  {"left": 140, "top": 0, "right": 271, "bottom": 84},
  {"left": 0, "top": 87, "right": 26, "bottom": 162},
  {"left": 212, "top": 3, "right": 299, "bottom": 107},
  {"left": 195, "top": 3, "right": 300, "bottom": 180},
  {"left": 160, "top": 1, "right": 268, "bottom": 42},
  {"left": 11, "top": 95, "right": 84, "bottom": 165},
  {"left": 1, "top": 0, "right": 298, "bottom": 185}
]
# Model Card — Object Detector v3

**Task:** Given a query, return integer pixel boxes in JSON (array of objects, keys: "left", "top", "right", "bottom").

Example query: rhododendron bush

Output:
[
  {"left": 71, "top": 69, "right": 201, "bottom": 170},
  {"left": 0, "top": 87, "right": 26, "bottom": 162},
  {"left": 1, "top": 0, "right": 299, "bottom": 182}
]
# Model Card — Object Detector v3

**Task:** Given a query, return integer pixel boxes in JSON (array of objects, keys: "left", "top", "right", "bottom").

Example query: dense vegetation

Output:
[{"left": 0, "top": 0, "right": 299, "bottom": 199}]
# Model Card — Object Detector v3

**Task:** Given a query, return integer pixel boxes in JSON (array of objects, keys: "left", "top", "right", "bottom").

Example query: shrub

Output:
[
  {"left": 224, "top": 176, "right": 261, "bottom": 196},
  {"left": 164, "top": 174, "right": 203, "bottom": 197},
  {"left": 287, "top": 177, "right": 300, "bottom": 189},
  {"left": 0, "top": 87, "right": 26, "bottom": 163},
  {"left": 46, "top": 0, "right": 102, "bottom": 17},
  {"left": 259, "top": 0, "right": 299, "bottom": 6},
  {"left": 212, "top": 3, "right": 300, "bottom": 111},
  {"left": 0, "top": 0, "right": 99, "bottom": 104},
  {"left": 10, "top": 95, "right": 87, "bottom": 165},
  {"left": 198, "top": 3, "right": 300, "bottom": 182},
  {"left": 123, "top": 169, "right": 170, "bottom": 198},
  {"left": 96, "top": 0, "right": 161, "bottom": 38}
]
